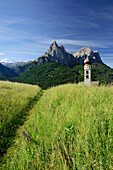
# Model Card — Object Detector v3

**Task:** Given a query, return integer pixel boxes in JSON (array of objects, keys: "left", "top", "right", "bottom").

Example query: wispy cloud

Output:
[
  {"left": 0, "top": 16, "right": 112, "bottom": 49},
  {"left": 56, "top": 39, "right": 108, "bottom": 48},
  {"left": 39, "top": 39, "right": 108, "bottom": 48},
  {"left": 100, "top": 53, "right": 113, "bottom": 58},
  {"left": 0, "top": 53, "right": 4, "bottom": 55},
  {"left": 4, "top": 50, "right": 42, "bottom": 56},
  {"left": 0, "top": 17, "right": 35, "bottom": 28},
  {"left": 102, "top": 57, "right": 113, "bottom": 59}
]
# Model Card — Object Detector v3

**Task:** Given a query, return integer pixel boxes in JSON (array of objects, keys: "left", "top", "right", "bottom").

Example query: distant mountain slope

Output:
[
  {"left": 0, "top": 63, "right": 18, "bottom": 80},
  {"left": 1, "top": 61, "right": 32, "bottom": 69},
  {"left": 11, "top": 62, "right": 113, "bottom": 89},
  {"left": 14, "top": 62, "right": 34, "bottom": 74}
]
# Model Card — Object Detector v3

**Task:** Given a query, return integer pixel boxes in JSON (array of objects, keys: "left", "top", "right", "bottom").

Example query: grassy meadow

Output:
[
  {"left": 1, "top": 83, "right": 113, "bottom": 169},
  {"left": 0, "top": 81, "right": 42, "bottom": 158}
]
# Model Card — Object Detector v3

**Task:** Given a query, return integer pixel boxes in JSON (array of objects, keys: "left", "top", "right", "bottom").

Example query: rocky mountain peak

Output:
[
  {"left": 73, "top": 47, "right": 103, "bottom": 65},
  {"left": 73, "top": 47, "right": 93, "bottom": 58},
  {"left": 51, "top": 40, "right": 58, "bottom": 47},
  {"left": 48, "top": 41, "right": 59, "bottom": 53},
  {"left": 37, "top": 41, "right": 75, "bottom": 67}
]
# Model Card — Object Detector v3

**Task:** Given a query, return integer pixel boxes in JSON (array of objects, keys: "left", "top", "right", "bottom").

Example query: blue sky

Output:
[{"left": 0, "top": 0, "right": 113, "bottom": 68}]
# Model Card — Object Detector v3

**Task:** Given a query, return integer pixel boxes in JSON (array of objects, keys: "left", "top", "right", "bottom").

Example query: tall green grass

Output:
[
  {"left": 0, "top": 81, "right": 42, "bottom": 157},
  {"left": 1, "top": 84, "right": 113, "bottom": 169}
]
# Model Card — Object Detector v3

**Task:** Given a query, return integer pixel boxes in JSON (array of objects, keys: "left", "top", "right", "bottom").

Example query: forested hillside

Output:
[
  {"left": 11, "top": 62, "right": 113, "bottom": 89},
  {"left": 0, "top": 59, "right": 113, "bottom": 89}
]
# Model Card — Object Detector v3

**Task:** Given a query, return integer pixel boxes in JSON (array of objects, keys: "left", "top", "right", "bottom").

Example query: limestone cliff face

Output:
[
  {"left": 36, "top": 42, "right": 104, "bottom": 66},
  {"left": 36, "top": 41, "right": 75, "bottom": 67},
  {"left": 73, "top": 47, "right": 103, "bottom": 65}
]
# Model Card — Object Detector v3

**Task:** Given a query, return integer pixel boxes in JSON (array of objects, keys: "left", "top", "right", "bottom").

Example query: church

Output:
[
  {"left": 84, "top": 57, "right": 91, "bottom": 86},
  {"left": 78, "top": 56, "right": 99, "bottom": 86}
]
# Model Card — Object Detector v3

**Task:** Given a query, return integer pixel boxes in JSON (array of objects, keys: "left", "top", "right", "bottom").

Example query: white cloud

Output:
[
  {"left": 0, "top": 53, "right": 4, "bottom": 55},
  {"left": 0, "top": 58, "right": 9, "bottom": 62}
]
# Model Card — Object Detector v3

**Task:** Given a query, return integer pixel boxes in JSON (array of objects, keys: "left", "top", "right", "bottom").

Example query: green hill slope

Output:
[
  {"left": 0, "top": 63, "right": 18, "bottom": 79},
  {"left": 1, "top": 84, "right": 113, "bottom": 169},
  {"left": 12, "top": 62, "right": 113, "bottom": 89}
]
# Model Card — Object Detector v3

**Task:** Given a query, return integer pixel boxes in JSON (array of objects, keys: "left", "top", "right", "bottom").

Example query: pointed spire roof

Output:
[{"left": 84, "top": 56, "right": 91, "bottom": 65}]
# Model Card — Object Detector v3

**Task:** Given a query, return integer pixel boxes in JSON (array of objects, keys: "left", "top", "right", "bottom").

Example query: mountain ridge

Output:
[
  {"left": 35, "top": 41, "right": 104, "bottom": 67},
  {"left": 1, "top": 41, "right": 105, "bottom": 68}
]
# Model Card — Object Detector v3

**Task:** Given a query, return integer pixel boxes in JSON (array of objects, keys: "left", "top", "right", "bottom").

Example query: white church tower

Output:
[{"left": 84, "top": 57, "right": 91, "bottom": 86}]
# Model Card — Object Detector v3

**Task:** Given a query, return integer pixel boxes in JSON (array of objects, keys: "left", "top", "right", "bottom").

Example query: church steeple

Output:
[{"left": 84, "top": 56, "right": 91, "bottom": 86}]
